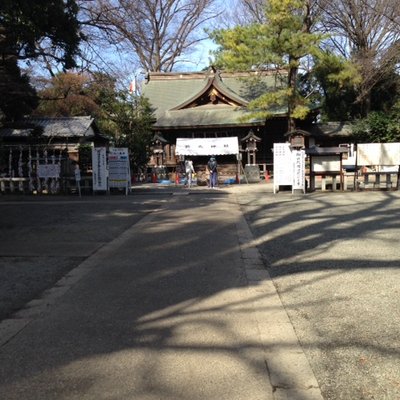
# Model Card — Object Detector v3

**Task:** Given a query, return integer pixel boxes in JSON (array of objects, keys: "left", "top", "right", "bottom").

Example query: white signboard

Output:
[
  {"left": 175, "top": 137, "right": 239, "bottom": 156},
  {"left": 357, "top": 143, "right": 400, "bottom": 166},
  {"left": 108, "top": 147, "right": 130, "bottom": 191},
  {"left": 292, "top": 150, "right": 306, "bottom": 192},
  {"left": 37, "top": 164, "right": 60, "bottom": 178},
  {"left": 92, "top": 147, "right": 108, "bottom": 191},
  {"left": 274, "top": 143, "right": 305, "bottom": 193},
  {"left": 273, "top": 143, "right": 293, "bottom": 192},
  {"left": 312, "top": 156, "right": 341, "bottom": 172}
]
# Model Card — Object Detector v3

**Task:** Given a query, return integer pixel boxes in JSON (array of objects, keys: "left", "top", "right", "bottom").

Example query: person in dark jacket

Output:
[{"left": 207, "top": 156, "right": 218, "bottom": 188}]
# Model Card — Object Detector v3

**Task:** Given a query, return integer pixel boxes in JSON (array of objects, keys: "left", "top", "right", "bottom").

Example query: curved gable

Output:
[{"left": 171, "top": 73, "right": 248, "bottom": 110}]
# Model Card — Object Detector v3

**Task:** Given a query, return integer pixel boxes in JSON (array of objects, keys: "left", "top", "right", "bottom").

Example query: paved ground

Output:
[
  {"left": 0, "top": 183, "right": 399, "bottom": 399},
  {"left": 0, "top": 186, "right": 322, "bottom": 400},
  {"left": 0, "top": 195, "right": 165, "bottom": 320}
]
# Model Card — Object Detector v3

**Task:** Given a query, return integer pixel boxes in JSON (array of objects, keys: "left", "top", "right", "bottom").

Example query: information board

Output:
[
  {"left": 108, "top": 147, "right": 130, "bottom": 193},
  {"left": 312, "top": 156, "right": 341, "bottom": 172},
  {"left": 273, "top": 143, "right": 305, "bottom": 193},
  {"left": 357, "top": 143, "right": 400, "bottom": 166}
]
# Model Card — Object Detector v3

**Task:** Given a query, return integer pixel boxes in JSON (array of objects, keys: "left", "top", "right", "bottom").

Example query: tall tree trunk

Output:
[{"left": 287, "top": 61, "right": 298, "bottom": 132}]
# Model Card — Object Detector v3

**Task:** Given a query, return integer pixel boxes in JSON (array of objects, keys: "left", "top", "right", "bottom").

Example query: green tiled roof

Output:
[
  {"left": 143, "top": 75, "right": 209, "bottom": 118},
  {"left": 143, "top": 70, "right": 287, "bottom": 128}
]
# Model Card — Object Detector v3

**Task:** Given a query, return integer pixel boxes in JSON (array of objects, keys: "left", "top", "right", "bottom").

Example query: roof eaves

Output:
[{"left": 20, "top": 116, "right": 96, "bottom": 138}]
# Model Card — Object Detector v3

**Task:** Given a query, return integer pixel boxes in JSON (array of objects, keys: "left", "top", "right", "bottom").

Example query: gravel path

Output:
[{"left": 237, "top": 188, "right": 400, "bottom": 400}]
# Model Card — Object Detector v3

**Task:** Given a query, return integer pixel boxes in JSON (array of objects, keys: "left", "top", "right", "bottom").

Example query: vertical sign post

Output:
[
  {"left": 292, "top": 149, "right": 306, "bottom": 193},
  {"left": 92, "top": 147, "right": 108, "bottom": 192}
]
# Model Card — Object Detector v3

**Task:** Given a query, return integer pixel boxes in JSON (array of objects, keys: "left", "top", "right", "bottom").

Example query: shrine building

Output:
[{"left": 142, "top": 67, "right": 317, "bottom": 183}]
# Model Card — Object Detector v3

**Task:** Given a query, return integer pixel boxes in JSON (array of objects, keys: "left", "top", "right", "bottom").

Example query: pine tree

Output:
[{"left": 211, "top": 0, "right": 323, "bottom": 132}]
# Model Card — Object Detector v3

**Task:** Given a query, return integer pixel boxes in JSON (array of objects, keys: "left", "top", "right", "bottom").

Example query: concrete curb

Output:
[{"left": 235, "top": 195, "right": 324, "bottom": 400}]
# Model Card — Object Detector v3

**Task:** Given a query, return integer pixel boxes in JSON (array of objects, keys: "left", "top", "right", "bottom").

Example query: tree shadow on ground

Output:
[
  {"left": 238, "top": 190, "right": 400, "bottom": 400},
  {"left": 1, "top": 190, "right": 399, "bottom": 399}
]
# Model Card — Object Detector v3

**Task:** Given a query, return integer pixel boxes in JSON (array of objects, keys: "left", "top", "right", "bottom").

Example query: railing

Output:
[
  {"left": 356, "top": 171, "right": 400, "bottom": 191},
  {"left": 0, "top": 176, "right": 93, "bottom": 194}
]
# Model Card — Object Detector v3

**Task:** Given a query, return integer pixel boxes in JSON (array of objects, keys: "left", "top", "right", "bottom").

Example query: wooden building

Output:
[
  {"left": 0, "top": 116, "right": 109, "bottom": 193},
  {"left": 0, "top": 116, "right": 108, "bottom": 158}
]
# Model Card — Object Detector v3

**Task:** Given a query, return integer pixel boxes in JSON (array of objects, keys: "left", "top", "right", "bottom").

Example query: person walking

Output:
[
  {"left": 207, "top": 156, "right": 218, "bottom": 188},
  {"left": 185, "top": 158, "right": 195, "bottom": 188}
]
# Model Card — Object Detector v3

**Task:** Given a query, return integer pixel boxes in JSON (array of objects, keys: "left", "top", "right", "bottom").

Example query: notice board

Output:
[
  {"left": 273, "top": 143, "right": 292, "bottom": 188},
  {"left": 357, "top": 143, "right": 400, "bottom": 166},
  {"left": 108, "top": 147, "right": 131, "bottom": 193}
]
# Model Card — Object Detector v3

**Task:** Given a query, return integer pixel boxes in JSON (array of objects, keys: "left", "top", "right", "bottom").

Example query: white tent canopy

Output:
[{"left": 175, "top": 137, "right": 239, "bottom": 156}]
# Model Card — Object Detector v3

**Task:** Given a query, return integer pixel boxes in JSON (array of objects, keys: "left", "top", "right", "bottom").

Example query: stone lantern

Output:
[{"left": 241, "top": 129, "right": 262, "bottom": 183}]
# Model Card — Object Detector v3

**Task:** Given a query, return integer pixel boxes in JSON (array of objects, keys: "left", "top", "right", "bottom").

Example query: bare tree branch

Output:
[
  {"left": 317, "top": 0, "right": 400, "bottom": 113},
  {"left": 82, "top": 0, "right": 220, "bottom": 72}
]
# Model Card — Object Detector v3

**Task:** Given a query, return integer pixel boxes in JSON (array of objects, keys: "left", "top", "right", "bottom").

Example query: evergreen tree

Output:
[
  {"left": 0, "top": 0, "right": 81, "bottom": 123},
  {"left": 101, "top": 92, "right": 154, "bottom": 172},
  {"left": 211, "top": 0, "right": 323, "bottom": 132},
  {"left": 0, "top": 56, "right": 38, "bottom": 123},
  {"left": 310, "top": 52, "right": 361, "bottom": 121}
]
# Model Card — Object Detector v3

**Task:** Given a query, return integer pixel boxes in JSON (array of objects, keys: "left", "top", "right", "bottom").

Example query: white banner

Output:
[
  {"left": 92, "top": 147, "right": 107, "bottom": 191},
  {"left": 175, "top": 137, "right": 239, "bottom": 156}
]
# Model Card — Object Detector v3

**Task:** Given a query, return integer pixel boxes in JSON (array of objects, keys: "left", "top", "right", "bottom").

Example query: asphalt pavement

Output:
[{"left": 0, "top": 184, "right": 322, "bottom": 400}]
